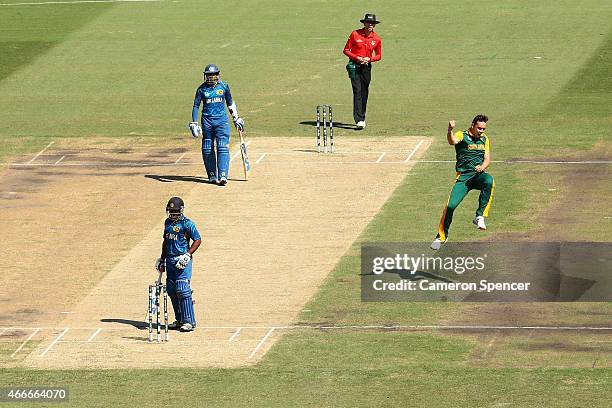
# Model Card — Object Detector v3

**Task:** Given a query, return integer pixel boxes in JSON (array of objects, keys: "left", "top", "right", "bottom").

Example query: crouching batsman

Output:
[
  {"left": 431, "top": 115, "right": 495, "bottom": 250},
  {"left": 189, "top": 64, "right": 245, "bottom": 186},
  {"left": 155, "top": 197, "right": 202, "bottom": 331}
]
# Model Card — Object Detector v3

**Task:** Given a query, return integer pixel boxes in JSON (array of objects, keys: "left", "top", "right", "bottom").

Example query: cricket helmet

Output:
[
  {"left": 166, "top": 196, "right": 185, "bottom": 221},
  {"left": 203, "top": 64, "right": 221, "bottom": 85}
]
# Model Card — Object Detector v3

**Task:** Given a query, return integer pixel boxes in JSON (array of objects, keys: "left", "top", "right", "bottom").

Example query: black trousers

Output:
[{"left": 350, "top": 64, "right": 372, "bottom": 123}]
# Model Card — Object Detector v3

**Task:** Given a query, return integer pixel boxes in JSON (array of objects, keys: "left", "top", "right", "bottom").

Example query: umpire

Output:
[{"left": 343, "top": 13, "right": 382, "bottom": 129}]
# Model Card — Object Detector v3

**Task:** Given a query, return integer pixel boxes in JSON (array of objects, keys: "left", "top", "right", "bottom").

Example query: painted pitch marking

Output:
[
  {"left": 39, "top": 328, "right": 69, "bottom": 357},
  {"left": 54, "top": 155, "right": 66, "bottom": 165},
  {"left": 4, "top": 324, "right": 608, "bottom": 331},
  {"left": 10, "top": 328, "right": 41, "bottom": 358},
  {"left": 27, "top": 141, "right": 54, "bottom": 164},
  {"left": 0, "top": 0, "right": 161, "bottom": 6},
  {"left": 255, "top": 153, "right": 267, "bottom": 164},
  {"left": 248, "top": 327, "right": 275, "bottom": 359},
  {"left": 405, "top": 140, "right": 425, "bottom": 162},
  {"left": 87, "top": 328, "right": 102, "bottom": 342},
  {"left": 174, "top": 152, "right": 187, "bottom": 164},
  {"left": 228, "top": 328, "right": 242, "bottom": 342},
  {"left": 230, "top": 141, "right": 251, "bottom": 163},
  {"left": 375, "top": 152, "right": 386, "bottom": 163}
]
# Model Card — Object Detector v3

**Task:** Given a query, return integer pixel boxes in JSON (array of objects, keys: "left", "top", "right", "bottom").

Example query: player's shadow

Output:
[
  {"left": 144, "top": 174, "right": 211, "bottom": 184},
  {"left": 101, "top": 318, "right": 147, "bottom": 330},
  {"left": 299, "top": 120, "right": 360, "bottom": 130},
  {"left": 145, "top": 174, "right": 247, "bottom": 183}
]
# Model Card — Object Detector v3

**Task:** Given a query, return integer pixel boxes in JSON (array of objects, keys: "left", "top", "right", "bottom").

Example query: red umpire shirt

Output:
[
  {"left": 343, "top": 29, "right": 382, "bottom": 62},
  {"left": 343, "top": 19, "right": 382, "bottom": 127}
]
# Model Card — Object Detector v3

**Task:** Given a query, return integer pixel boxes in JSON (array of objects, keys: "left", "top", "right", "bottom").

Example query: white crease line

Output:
[
  {"left": 11, "top": 328, "right": 40, "bottom": 358},
  {"left": 230, "top": 141, "right": 251, "bottom": 163},
  {"left": 405, "top": 140, "right": 425, "bottom": 162},
  {"left": 54, "top": 155, "right": 66, "bottom": 165},
  {"left": 88, "top": 328, "right": 102, "bottom": 342},
  {"left": 248, "top": 102, "right": 275, "bottom": 113},
  {"left": 1, "top": 0, "right": 160, "bottom": 6},
  {"left": 27, "top": 141, "right": 54, "bottom": 164},
  {"left": 9, "top": 159, "right": 612, "bottom": 167},
  {"left": 375, "top": 152, "right": 386, "bottom": 163},
  {"left": 255, "top": 153, "right": 267, "bottom": 164},
  {"left": 1, "top": 324, "right": 611, "bottom": 331},
  {"left": 505, "top": 160, "right": 612, "bottom": 164},
  {"left": 229, "top": 328, "right": 242, "bottom": 342},
  {"left": 174, "top": 152, "right": 187, "bottom": 164},
  {"left": 248, "top": 327, "right": 275, "bottom": 359},
  {"left": 39, "top": 328, "right": 69, "bottom": 357},
  {"left": 229, "top": 152, "right": 241, "bottom": 163}
]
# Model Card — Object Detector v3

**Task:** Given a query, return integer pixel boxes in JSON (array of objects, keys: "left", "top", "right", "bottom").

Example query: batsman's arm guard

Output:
[{"left": 228, "top": 102, "right": 239, "bottom": 121}]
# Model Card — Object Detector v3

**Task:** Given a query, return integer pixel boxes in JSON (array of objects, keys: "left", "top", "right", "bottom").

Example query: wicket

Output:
[
  {"left": 316, "top": 105, "right": 334, "bottom": 153},
  {"left": 148, "top": 283, "right": 169, "bottom": 342}
]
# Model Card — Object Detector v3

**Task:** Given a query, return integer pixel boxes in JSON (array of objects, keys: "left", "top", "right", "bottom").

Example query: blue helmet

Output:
[
  {"left": 203, "top": 64, "right": 220, "bottom": 85},
  {"left": 166, "top": 196, "right": 184, "bottom": 221}
]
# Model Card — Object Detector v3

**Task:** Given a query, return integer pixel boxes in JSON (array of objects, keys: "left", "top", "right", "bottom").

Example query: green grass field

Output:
[{"left": 1, "top": 0, "right": 611, "bottom": 406}]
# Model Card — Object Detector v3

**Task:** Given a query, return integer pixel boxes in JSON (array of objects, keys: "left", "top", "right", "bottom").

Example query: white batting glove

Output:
[
  {"left": 175, "top": 253, "right": 191, "bottom": 270},
  {"left": 233, "top": 117, "right": 245, "bottom": 132},
  {"left": 189, "top": 122, "right": 202, "bottom": 138}
]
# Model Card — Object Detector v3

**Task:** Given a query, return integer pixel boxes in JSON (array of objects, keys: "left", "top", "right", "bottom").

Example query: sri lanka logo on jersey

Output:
[
  {"left": 173, "top": 226, "right": 180, "bottom": 232},
  {"left": 216, "top": 90, "right": 224, "bottom": 95}
]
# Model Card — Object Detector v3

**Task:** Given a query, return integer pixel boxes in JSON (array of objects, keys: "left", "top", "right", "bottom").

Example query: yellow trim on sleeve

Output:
[
  {"left": 483, "top": 179, "right": 495, "bottom": 217},
  {"left": 454, "top": 131, "right": 464, "bottom": 144}
]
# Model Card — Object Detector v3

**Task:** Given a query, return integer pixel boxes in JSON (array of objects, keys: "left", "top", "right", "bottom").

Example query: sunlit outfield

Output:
[{"left": 0, "top": 0, "right": 610, "bottom": 406}]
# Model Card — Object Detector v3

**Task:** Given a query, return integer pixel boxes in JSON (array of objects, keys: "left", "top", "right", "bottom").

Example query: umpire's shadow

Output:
[
  {"left": 144, "top": 174, "right": 211, "bottom": 184},
  {"left": 299, "top": 120, "right": 360, "bottom": 130}
]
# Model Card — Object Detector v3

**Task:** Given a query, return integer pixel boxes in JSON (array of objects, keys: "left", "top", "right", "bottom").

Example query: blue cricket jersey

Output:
[
  {"left": 163, "top": 216, "right": 201, "bottom": 257},
  {"left": 192, "top": 81, "right": 234, "bottom": 122}
]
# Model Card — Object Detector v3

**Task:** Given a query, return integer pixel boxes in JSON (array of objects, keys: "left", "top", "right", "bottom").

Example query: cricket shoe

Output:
[
  {"left": 430, "top": 237, "right": 446, "bottom": 250},
  {"left": 208, "top": 177, "right": 218, "bottom": 184},
  {"left": 356, "top": 121, "right": 366, "bottom": 129},
  {"left": 168, "top": 321, "right": 182, "bottom": 330},
  {"left": 180, "top": 322, "right": 196, "bottom": 332},
  {"left": 217, "top": 177, "right": 228, "bottom": 186},
  {"left": 473, "top": 216, "right": 487, "bottom": 230}
]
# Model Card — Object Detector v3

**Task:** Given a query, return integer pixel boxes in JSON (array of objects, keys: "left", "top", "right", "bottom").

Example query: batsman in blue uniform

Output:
[
  {"left": 189, "top": 64, "right": 245, "bottom": 186},
  {"left": 155, "top": 197, "right": 201, "bottom": 332}
]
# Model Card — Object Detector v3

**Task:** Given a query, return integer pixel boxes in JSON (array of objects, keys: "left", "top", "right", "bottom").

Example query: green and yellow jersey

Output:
[{"left": 454, "top": 130, "right": 490, "bottom": 174}]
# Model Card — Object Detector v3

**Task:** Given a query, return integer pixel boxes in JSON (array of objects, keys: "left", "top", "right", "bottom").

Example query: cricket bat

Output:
[{"left": 238, "top": 129, "right": 251, "bottom": 180}]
